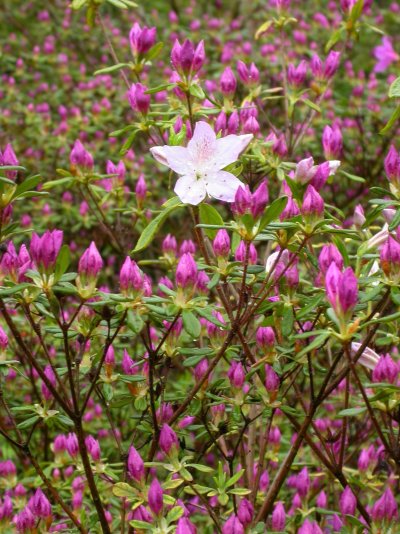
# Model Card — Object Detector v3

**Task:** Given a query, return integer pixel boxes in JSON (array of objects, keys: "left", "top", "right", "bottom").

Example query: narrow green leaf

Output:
[
  {"left": 132, "top": 198, "right": 183, "bottom": 253},
  {"left": 380, "top": 105, "right": 400, "bottom": 134},
  {"left": 259, "top": 196, "right": 288, "bottom": 232},
  {"left": 302, "top": 98, "right": 321, "bottom": 113},
  {"left": 94, "top": 63, "right": 130, "bottom": 75}
]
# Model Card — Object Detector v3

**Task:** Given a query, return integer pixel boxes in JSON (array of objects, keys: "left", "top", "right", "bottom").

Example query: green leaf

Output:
[
  {"left": 199, "top": 204, "right": 224, "bottom": 239},
  {"left": 186, "top": 463, "right": 214, "bottom": 473},
  {"left": 54, "top": 245, "right": 71, "bottom": 283},
  {"left": 17, "top": 416, "right": 40, "bottom": 429},
  {"left": 166, "top": 506, "right": 184, "bottom": 523},
  {"left": 71, "top": 0, "right": 87, "bottom": 8},
  {"left": 255, "top": 20, "right": 274, "bottom": 39},
  {"left": 340, "top": 171, "right": 365, "bottom": 183},
  {"left": 296, "top": 333, "right": 330, "bottom": 360},
  {"left": 94, "top": 63, "right": 130, "bottom": 75},
  {"left": 259, "top": 196, "right": 288, "bottom": 232},
  {"left": 337, "top": 407, "right": 367, "bottom": 417},
  {"left": 302, "top": 98, "right": 321, "bottom": 113},
  {"left": 349, "top": 0, "right": 364, "bottom": 22},
  {"left": 43, "top": 177, "right": 73, "bottom": 190},
  {"left": 146, "top": 42, "right": 164, "bottom": 61},
  {"left": 132, "top": 197, "right": 183, "bottom": 253},
  {"left": 129, "top": 520, "right": 152, "bottom": 530},
  {"left": 325, "top": 27, "right": 344, "bottom": 52},
  {"left": 229, "top": 488, "right": 252, "bottom": 495},
  {"left": 226, "top": 469, "right": 245, "bottom": 488},
  {"left": 182, "top": 310, "right": 201, "bottom": 338},
  {"left": 145, "top": 83, "right": 176, "bottom": 95},
  {"left": 389, "top": 76, "right": 400, "bottom": 98},
  {"left": 112, "top": 483, "right": 137, "bottom": 499},
  {"left": 281, "top": 305, "right": 294, "bottom": 337},
  {"left": 380, "top": 105, "right": 400, "bottom": 134},
  {"left": 189, "top": 83, "right": 205, "bottom": 100},
  {"left": 11, "top": 175, "right": 41, "bottom": 200}
]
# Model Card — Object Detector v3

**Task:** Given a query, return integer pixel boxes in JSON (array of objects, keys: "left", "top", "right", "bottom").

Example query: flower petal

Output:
[
  {"left": 187, "top": 122, "right": 217, "bottom": 166},
  {"left": 214, "top": 133, "right": 253, "bottom": 168},
  {"left": 206, "top": 171, "right": 243, "bottom": 202},
  {"left": 328, "top": 160, "right": 341, "bottom": 175},
  {"left": 174, "top": 175, "right": 206, "bottom": 205},
  {"left": 150, "top": 145, "right": 192, "bottom": 175}
]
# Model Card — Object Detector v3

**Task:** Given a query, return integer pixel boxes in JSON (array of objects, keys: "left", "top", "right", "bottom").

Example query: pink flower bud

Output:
[
  {"left": 148, "top": 478, "right": 163, "bottom": 515},
  {"left": 119, "top": 257, "right": 143, "bottom": 294},
  {"left": 78, "top": 241, "right": 103, "bottom": 279},
  {"left": 287, "top": 60, "right": 307, "bottom": 86},
  {"left": 0, "top": 143, "right": 19, "bottom": 180},
  {"left": 128, "top": 83, "right": 151, "bottom": 114},
  {"left": 265, "top": 365, "right": 280, "bottom": 392},
  {"left": 159, "top": 424, "right": 179, "bottom": 455},
  {"left": 222, "top": 514, "right": 244, "bottom": 534},
  {"left": 227, "top": 111, "right": 239, "bottom": 134},
  {"left": 256, "top": 327, "right": 276, "bottom": 349},
  {"left": 213, "top": 230, "right": 231, "bottom": 257},
  {"left": 30, "top": 230, "right": 63, "bottom": 271},
  {"left": 66, "top": 433, "right": 79, "bottom": 457},
  {"left": 229, "top": 361, "right": 245, "bottom": 389},
  {"left": 14, "top": 507, "right": 36, "bottom": 532},
  {"left": 302, "top": 185, "right": 324, "bottom": 218},
  {"left": 175, "top": 253, "right": 197, "bottom": 288},
  {"left": 381, "top": 236, "right": 400, "bottom": 278},
  {"left": 220, "top": 67, "right": 237, "bottom": 96},
  {"left": 129, "top": 23, "right": 156, "bottom": 56},
  {"left": 371, "top": 488, "right": 398, "bottom": 521},
  {"left": 339, "top": 486, "right": 356, "bottom": 516},
  {"left": 353, "top": 204, "right": 366, "bottom": 228},
  {"left": 41, "top": 365, "right": 56, "bottom": 401},
  {"left": 127, "top": 446, "right": 145, "bottom": 482},
  {"left": 135, "top": 174, "right": 147, "bottom": 203},
  {"left": 251, "top": 181, "right": 269, "bottom": 218},
  {"left": 105, "top": 345, "right": 115, "bottom": 366},
  {"left": 0, "top": 326, "right": 8, "bottom": 351},
  {"left": 30, "top": 489, "right": 51, "bottom": 519},
  {"left": 162, "top": 234, "right": 177, "bottom": 255},
  {"left": 237, "top": 499, "right": 253, "bottom": 525},
  {"left": 70, "top": 140, "right": 93, "bottom": 170},
  {"left": 322, "top": 125, "right": 343, "bottom": 160},
  {"left": 318, "top": 244, "right": 343, "bottom": 274},
  {"left": 271, "top": 502, "right": 286, "bottom": 531}
]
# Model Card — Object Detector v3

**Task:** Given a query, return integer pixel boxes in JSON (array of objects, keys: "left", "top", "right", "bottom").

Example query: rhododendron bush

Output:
[{"left": 1, "top": 0, "right": 400, "bottom": 532}]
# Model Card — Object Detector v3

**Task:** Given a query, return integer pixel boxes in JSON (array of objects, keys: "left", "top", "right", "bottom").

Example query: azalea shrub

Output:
[{"left": 1, "top": 0, "right": 400, "bottom": 532}]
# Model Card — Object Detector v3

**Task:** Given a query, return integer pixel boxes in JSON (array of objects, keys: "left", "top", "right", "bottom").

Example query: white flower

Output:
[
  {"left": 150, "top": 121, "right": 253, "bottom": 205},
  {"left": 365, "top": 223, "right": 389, "bottom": 251},
  {"left": 328, "top": 160, "right": 341, "bottom": 175},
  {"left": 294, "top": 157, "right": 341, "bottom": 184},
  {"left": 351, "top": 342, "right": 380, "bottom": 370},
  {"left": 265, "top": 249, "right": 289, "bottom": 274}
]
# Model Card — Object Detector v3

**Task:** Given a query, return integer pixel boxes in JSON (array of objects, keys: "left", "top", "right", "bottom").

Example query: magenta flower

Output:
[
  {"left": 373, "top": 37, "right": 398, "bottom": 73},
  {"left": 150, "top": 121, "right": 253, "bottom": 205}
]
